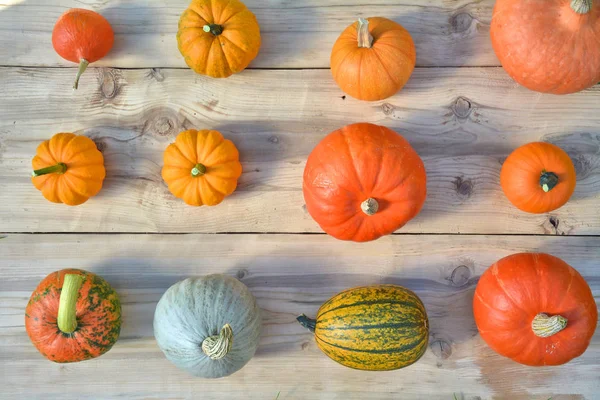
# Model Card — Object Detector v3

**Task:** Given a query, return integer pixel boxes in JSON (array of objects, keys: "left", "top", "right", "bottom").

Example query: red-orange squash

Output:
[
  {"left": 31, "top": 133, "right": 106, "bottom": 206},
  {"left": 25, "top": 269, "right": 122, "bottom": 363},
  {"left": 500, "top": 142, "right": 576, "bottom": 213},
  {"left": 52, "top": 9, "right": 114, "bottom": 89},
  {"left": 303, "top": 123, "right": 427, "bottom": 242},
  {"left": 473, "top": 253, "right": 597, "bottom": 366},
  {"left": 331, "top": 18, "right": 416, "bottom": 101},
  {"left": 177, "top": 0, "right": 261, "bottom": 78},
  {"left": 491, "top": 0, "right": 600, "bottom": 94},
  {"left": 162, "top": 129, "right": 242, "bottom": 206}
]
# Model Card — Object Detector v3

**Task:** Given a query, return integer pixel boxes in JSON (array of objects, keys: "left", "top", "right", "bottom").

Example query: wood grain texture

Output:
[
  {"left": 1, "top": 67, "right": 599, "bottom": 234},
  {"left": 0, "top": 0, "right": 497, "bottom": 68},
  {"left": 1, "top": 234, "right": 598, "bottom": 399}
]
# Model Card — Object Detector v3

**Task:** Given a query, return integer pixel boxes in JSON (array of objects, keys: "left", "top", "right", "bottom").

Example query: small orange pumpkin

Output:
[
  {"left": 500, "top": 142, "right": 576, "bottom": 214},
  {"left": 31, "top": 133, "right": 106, "bottom": 206},
  {"left": 331, "top": 18, "right": 416, "bottom": 101},
  {"left": 177, "top": 0, "right": 261, "bottom": 78},
  {"left": 162, "top": 129, "right": 242, "bottom": 206},
  {"left": 52, "top": 9, "right": 114, "bottom": 89}
]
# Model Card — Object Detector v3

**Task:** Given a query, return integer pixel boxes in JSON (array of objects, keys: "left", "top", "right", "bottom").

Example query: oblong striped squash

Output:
[{"left": 297, "top": 285, "right": 429, "bottom": 371}]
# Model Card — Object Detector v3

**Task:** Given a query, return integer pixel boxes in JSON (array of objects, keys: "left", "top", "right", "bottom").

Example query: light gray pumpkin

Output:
[{"left": 153, "top": 274, "right": 262, "bottom": 378}]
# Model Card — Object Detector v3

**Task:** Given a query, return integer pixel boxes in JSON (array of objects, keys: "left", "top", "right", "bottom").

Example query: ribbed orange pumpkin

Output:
[
  {"left": 177, "top": 0, "right": 261, "bottom": 78},
  {"left": 31, "top": 133, "right": 106, "bottom": 206},
  {"left": 303, "top": 123, "right": 427, "bottom": 242},
  {"left": 491, "top": 0, "right": 600, "bottom": 94},
  {"left": 331, "top": 18, "right": 416, "bottom": 101},
  {"left": 162, "top": 129, "right": 242, "bottom": 206}
]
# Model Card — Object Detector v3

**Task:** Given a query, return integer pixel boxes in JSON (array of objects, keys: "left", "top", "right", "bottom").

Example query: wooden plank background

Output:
[{"left": 0, "top": 0, "right": 599, "bottom": 399}]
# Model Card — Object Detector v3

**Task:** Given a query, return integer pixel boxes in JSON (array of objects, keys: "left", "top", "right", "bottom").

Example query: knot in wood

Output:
[
  {"left": 268, "top": 136, "right": 280, "bottom": 144},
  {"left": 430, "top": 339, "right": 452, "bottom": 359},
  {"left": 154, "top": 117, "right": 174, "bottom": 136},
  {"left": 148, "top": 68, "right": 165, "bottom": 82},
  {"left": 452, "top": 97, "right": 473, "bottom": 120},
  {"left": 448, "top": 265, "right": 471, "bottom": 287},
  {"left": 99, "top": 69, "right": 119, "bottom": 99},
  {"left": 450, "top": 12, "right": 474, "bottom": 33},
  {"left": 381, "top": 102, "right": 395, "bottom": 116},
  {"left": 236, "top": 269, "right": 248, "bottom": 279},
  {"left": 453, "top": 176, "right": 474, "bottom": 198}
]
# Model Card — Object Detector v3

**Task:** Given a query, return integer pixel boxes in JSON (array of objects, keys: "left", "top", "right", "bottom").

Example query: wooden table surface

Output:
[{"left": 1, "top": 1, "right": 599, "bottom": 399}]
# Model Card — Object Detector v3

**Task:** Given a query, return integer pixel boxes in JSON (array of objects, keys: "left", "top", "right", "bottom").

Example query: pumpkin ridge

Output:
[
  {"left": 318, "top": 321, "right": 423, "bottom": 331},
  {"left": 555, "top": 267, "right": 576, "bottom": 309},
  {"left": 492, "top": 266, "right": 530, "bottom": 317},
  {"left": 315, "top": 335, "right": 422, "bottom": 355},
  {"left": 318, "top": 299, "right": 415, "bottom": 319},
  {"left": 370, "top": 49, "right": 399, "bottom": 87},
  {"left": 171, "top": 142, "right": 197, "bottom": 165}
]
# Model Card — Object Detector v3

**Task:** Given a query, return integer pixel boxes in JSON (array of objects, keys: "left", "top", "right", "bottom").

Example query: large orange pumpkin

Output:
[
  {"left": 491, "top": 0, "right": 600, "bottom": 94},
  {"left": 303, "top": 123, "right": 427, "bottom": 242},
  {"left": 473, "top": 253, "right": 597, "bottom": 366},
  {"left": 331, "top": 18, "right": 416, "bottom": 101},
  {"left": 500, "top": 142, "right": 576, "bottom": 214},
  {"left": 25, "top": 269, "right": 122, "bottom": 363},
  {"left": 162, "top": 129, "right": 243, "bottom": 206},
  {"left": 177, "top": 0, "right": 261, "bottom": 78},
  {"left": 52, "top": 9, "right": 114, "bottom": 89},
  {"left": 31, "top": 133, "right": 106, "bottom": 206}
]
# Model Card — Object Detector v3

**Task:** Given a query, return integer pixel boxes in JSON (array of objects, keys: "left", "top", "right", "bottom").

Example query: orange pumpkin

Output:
[
  {"left": 25, "top": 269, "right": 122, "bottom": 363},
  {"left": 473, "top": 253, "right": 597, "bottom": 366},
  {"left": 31, "top": 133, "right": 106, "bottom": 206},
  {"left": 52, "top": 9, "right": 114, "bottom": 89},
  {"left": 303, "top": 123, "right": 427, "bottom": 242},
  {"left": 331, "top": 18, "right": 416, "bottom": 101},
  {"left": 162, "top": 129, "right": 242, "bottom": 206},
  {"left": 177, "top": 0, "right": 261, "bottom": 78},
  {"left": 491, "top": 0, "right": 600, "bottom": 94},
  {"left": 500, "top": 142, "right": 576, "bottom": 214}
]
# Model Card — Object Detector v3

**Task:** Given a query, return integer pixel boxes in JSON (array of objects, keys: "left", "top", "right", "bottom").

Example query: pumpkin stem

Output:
[
  {"left": 571, "top": 0, "right": 592, "bottom": 14},
  {"left": 296, "top": 314, "right": 316, "bottom": 333},
  {"left": 191, "top": 163, "right": 207, "bottom": 177},
  {"left": 32, "top": 162, "right": 67, "bottom": 177},
  {"left": 532, "top": 313, "right": 568, "bottom": 338},
  {"left": 202, "top": 324, "right": 233, "bottom": 360},
  {"left": 203, "top": 24, "right": 224, "bottom": 36},
  {"left": 73, "top": 59, "right": 90, "bottom": 90},
  {"left": 357, "top": 18, "right": 374, "bottom": 48},
  {"left": 540, "top": 171, "right": 559, "bottom": 193},
  {"left": 361, "top": 198, "right": 379, "bottom": 215},
  {"left": 57, "top": 274, "right": 84, "bottom": 334}
]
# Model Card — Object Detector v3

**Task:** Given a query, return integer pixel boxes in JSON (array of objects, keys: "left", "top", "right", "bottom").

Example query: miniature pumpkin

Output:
[
  {"left": 25, "top": 269, "right": 121, "bottom": 363},
  {"left": 154, "top": 274, "right": 262, "bottom": 378},
  {"left": 162, "top": 129, "right": 242, "bottom": 206},
  {"left": 298, "top": 285, "right": 429, "bottom": 371},
  {"left": 177, "top": 0, "right": 261, "bottom": 78},
  {"left": 52, "top": 9, "right": 114, "bottom": 89},
  {"left": 500, "top": 142, "right": 576, "bottom": 213},
  {"left": 473, "top": 253, "right": 597, "bottom": 366},
  {"left": 491, "top": 0, "right": 600, "bottom": 94},
  {"left": 303, "top": 123, "right": 426, "bottom": 242},
  {"left": 331, "top": 18, "right": 416, "bottom": 101},
  {"left": 31, "top": 133, "right": 106, "bottom": 206}
]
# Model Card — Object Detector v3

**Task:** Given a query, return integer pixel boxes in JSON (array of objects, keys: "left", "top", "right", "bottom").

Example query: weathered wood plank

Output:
[
  {"left": 1, "top": 234, "right": 599, "bottom": 399},
  {"left": 0, "top": 0, "right": 497, "bottom": 68},
  {"left": 1, "top": 67, "right": 599, "bottom": 234}
]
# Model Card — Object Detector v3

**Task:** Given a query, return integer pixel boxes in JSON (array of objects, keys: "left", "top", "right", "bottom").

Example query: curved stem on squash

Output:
[
  {"left": 297, "top": 314, "right": 316, "bottom": 333},
  {"left": 571, "top": 0, "right": 592, "bottom": 14},
  {"left": 191, "top": 163, "right": 207, "bottom": 177},
  {"left": 532, "top": 313, "right": 568, "bottom": 338},
  {"left": 357, "top": 18, "right": 374, "bottom": 48},
  {"left": 361, "top": 198, "right": 379, "bottom": 215},
  {"left": 32, "top": 162, "right": 67, "bottom": 177},
  {"left": 203, "top": 24, "right": 224, "bottom": 36},
  {"left": 540, "top": 171, "right": 559, "bottom": 193},
  {"left": 202, "top": 324, "right": 234, "bottom": 360},
  {"left": 73, "top": 59, "right": 90, "bottom": 90},
  {"left": 57, "top": 274, "right": 85, "bottom": 334}
]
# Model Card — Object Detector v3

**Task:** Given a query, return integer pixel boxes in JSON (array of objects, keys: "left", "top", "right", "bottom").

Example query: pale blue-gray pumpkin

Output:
[{"left": 153, "top": 274, "right": 262, "bottom": 378}]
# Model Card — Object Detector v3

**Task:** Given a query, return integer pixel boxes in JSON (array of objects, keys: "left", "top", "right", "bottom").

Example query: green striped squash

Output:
[{"left": 297, "top": 285, "right": 429, "bottom": 371}]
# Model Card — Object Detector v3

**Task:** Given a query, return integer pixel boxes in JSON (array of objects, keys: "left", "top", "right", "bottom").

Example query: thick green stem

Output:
[
  {"left": 57, "top": 274, "right": 84, "bottom": 334},
  {"left": 540, "top": 171, "right": 559, "bottom": 193},
  {"left": 532, "top": 313, "right": 568, "bottom": 338},
  {"left": 32, "top": 162, "right": 67, "bottom": 177},
  {"left": 571, "top": 0, "right": 592, "bottom": 14},
  {"left": 191, "top": 163, "right": 207, "bottom": 177},
  {"left": 357, "top": 18, "right": 373, "bottom": 48},
  {"left": 203, "top": 24, "right": 224, "bottom": 36},
  {"left": 202, "top": 324, "right": 233, "bottom": 360},
  {"left": 73, "top": 59, "right": 89, "bottom": 90},
  {"left": 297, "top": 314, "right": 316, "bottom": 333}
]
